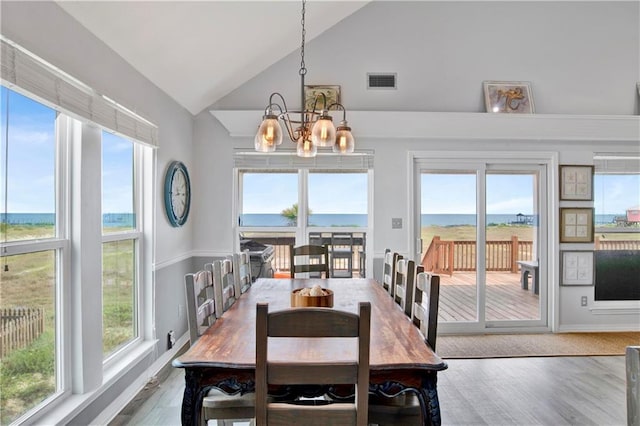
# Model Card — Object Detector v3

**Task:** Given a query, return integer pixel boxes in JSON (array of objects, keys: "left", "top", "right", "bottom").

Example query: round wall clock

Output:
[{"left": 164, "top": 161, "right": 191, "bottom": 227}]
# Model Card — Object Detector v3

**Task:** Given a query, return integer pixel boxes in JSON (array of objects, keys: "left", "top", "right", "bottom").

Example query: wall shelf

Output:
[{"left": 211, "top": 110, "right": 640, "bottom": 142}]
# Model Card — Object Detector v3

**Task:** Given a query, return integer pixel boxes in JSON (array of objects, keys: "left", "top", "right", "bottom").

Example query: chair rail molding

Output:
[{"left": 211, "top": 110, "right": 640, "bottom": 142}]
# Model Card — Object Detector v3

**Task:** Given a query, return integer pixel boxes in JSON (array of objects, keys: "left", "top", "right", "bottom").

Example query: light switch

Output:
[{"left": 392, "top": 218, "right": 403, "bottom": 229}]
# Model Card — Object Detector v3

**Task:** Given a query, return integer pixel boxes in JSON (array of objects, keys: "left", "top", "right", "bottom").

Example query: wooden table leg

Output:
[{"left": 418, "top": 372, "right": 442, "bottom": 426}]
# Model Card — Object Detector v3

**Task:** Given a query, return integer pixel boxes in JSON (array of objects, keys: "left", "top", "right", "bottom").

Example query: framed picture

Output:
[
  {"left": 560, "top": 165, "right": 594, "bottom": 201},
  {"left": 560, "top": 207, "right": 594, "bottom": 243},
  {"left": 560, "top": 250, "right": 594, "bottom": 285},
  {"left": 304, "top": 85, "right": 340, "bottom": 110},
  {"left": 483, "top": 81, "right": 534, "bottom": 113}
]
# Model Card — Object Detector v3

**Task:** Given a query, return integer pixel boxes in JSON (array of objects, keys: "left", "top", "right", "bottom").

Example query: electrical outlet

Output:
[
  {"left": 392, "top": 218, "right": 403, "bottom": 229},
  {"left": 167, "top": 330, "right": 176, "bottom": 349},
  {"left": 581, "top": 296, "right": 588, "bottom": 307}
]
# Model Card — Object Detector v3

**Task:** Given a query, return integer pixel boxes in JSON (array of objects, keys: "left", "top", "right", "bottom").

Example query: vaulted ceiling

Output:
[{"left": 56, "top": 1, "right": 369, "bottom": 115}]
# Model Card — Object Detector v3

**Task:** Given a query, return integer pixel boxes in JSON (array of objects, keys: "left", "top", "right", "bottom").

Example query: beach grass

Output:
[{"left": 0, "top": 224, "right": 134, "bottom": 423}]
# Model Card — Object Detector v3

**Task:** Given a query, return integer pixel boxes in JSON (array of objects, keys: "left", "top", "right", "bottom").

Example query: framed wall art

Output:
[
  {"left": 483, "top": 81, "right": 534, "bottom": 113},
  {"left": 560, "top": 250, "right": 594, "bottom": 285},
  {"left": 304, "top": 85, "right": 340, "bottom": 110},
  {"left": 559, "top": 165, "right": 594, "bottom": 201},
  {"left": 560, "top": 207, "right": 594, "bottom": 243}
]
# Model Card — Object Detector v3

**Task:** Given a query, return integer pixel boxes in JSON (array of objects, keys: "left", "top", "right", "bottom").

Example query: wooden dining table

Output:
[{"left": 172, "top": 278, "right": 448, "bottom": 425}]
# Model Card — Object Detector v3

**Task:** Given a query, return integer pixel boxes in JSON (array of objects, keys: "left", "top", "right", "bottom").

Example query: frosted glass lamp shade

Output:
[
  {"left": 310, "top": 115, "right": 336, "bottom": 147},
  {"left": 254, "top": 116, "right": 282, "bottom": 152},
  {"left": 333, "top": 121, "right": 354, "bottom": 153},
  {"left": 296, "top": 137, "right": 317, "bottom": 158}
]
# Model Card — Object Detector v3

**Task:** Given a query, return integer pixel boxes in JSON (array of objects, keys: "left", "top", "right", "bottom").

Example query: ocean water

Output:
[
  {"left": 3, "top": 212, "right": 621, "bottom": 227},
  {"left": 1, "top": 213, "right": 135, "bottom": 227}
]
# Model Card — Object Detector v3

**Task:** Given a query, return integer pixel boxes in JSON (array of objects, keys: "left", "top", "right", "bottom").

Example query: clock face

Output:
[{"left": 164, "top": 161, "right": 191, "bottom": 227}]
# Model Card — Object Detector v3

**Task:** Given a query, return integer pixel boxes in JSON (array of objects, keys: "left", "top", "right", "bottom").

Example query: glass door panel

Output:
[
  {"left": 485, "top": 172, "right": 541, "bottom": 322},
  {"left": 420, "top": 172, "right": 478, "bottom": 323}
]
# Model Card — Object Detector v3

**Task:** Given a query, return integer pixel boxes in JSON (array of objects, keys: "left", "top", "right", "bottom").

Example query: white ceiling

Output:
[{"left": 56, "top": 1, "right": 369, "bottom": 116}]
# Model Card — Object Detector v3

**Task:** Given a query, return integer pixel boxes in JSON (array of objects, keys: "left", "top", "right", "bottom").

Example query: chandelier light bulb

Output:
[{"left": 310, "top": 113, "right": 336, "bottom": 147}]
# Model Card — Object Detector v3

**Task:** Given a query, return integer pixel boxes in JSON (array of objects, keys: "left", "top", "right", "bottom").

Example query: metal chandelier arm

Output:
[{"left": 254, "top": 0, "right": 355, "bottom": 157}]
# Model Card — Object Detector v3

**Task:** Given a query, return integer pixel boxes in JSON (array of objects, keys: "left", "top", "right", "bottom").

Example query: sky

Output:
[{"left": 2, "top": 86, "right": 639, "bottom": 217}]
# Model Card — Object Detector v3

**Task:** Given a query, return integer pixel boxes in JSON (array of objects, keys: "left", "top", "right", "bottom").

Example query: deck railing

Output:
[
  {"left": 246, "top": 234, "right": 365, "bottom": 275},
  {"left": 422, "top": 236, "right": 533, "bottom": 275},
  {"left": 422, "top": 235, "right": 640, "bottom": 276},
  {"left": 594, "top": 237, "right": 640, "bottom": 250}
]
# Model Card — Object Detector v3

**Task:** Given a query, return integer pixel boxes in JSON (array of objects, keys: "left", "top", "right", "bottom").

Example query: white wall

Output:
[
  {"left": 213, "top": 1, "right": 639, "bottom": 115},
  {"left": 197, "top": 1, "right": 640, "bottom": 331}
]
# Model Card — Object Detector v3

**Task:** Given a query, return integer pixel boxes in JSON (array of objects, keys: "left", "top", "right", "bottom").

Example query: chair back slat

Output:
[
  {"left": 382, "top": 251, "right": 402, "bottom": 297},
  {"left": 395, "top": 259, "right": 423, "bottom": 317},
  {"left": 412, "top": 272, "right": 441, "bottom": 351},
  {"left": 184, "top": 269, "right": 216, "bottom": 345},
  {"left": 206, "top": 258, "right": 237, "bottom": 317},
  {"left": 233, "top": 250, "right": 253, "bottom": 294}
]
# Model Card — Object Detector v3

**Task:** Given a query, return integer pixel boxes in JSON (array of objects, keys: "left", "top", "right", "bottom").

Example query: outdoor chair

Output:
[
  {"left": 330, "top": 232, "right": 354, "bottom": 278},
  {"left": 289, "top": 244, "right": 330, "bottom": 278}
]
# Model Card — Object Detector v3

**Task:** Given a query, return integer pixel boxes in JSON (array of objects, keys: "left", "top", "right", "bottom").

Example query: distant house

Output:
[{"left": 627, "top": 206, "right": 640, "bottom": 223}]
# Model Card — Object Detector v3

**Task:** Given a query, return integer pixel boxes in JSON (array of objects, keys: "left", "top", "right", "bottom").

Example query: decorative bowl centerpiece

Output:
[{"left": 291, "top": 284, "right": 334, "bottom": 308}]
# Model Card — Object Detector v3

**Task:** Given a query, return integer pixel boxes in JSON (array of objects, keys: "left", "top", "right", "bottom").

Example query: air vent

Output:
[{"left": 367, "top": 73, "right": 397, "bottom": 89}]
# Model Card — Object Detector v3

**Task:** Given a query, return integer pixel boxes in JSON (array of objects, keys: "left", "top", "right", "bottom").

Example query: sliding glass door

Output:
[{"left": 415, "top": 159, "right": 548, "bottom": 332}]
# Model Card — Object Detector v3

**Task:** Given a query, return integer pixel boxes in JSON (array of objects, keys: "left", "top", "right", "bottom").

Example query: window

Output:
[
  {"left": 0, "top": 87, "right": 61, "bottom": 424},
  {"left": 235, "top": 155, "right": 373, "bottom": 278},
  {"left": 102, "top": 132, "right": 139, "bottom": 357},
  {"left": 594, "top": 157, "right": 640, "bottom": 301}
]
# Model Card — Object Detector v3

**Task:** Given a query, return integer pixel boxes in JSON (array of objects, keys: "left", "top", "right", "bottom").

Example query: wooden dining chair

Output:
[
  {"left": 233, "top": 250, "right": 253, "bottom": 294},
  {"left": 382, "top": 250, "right": 402, "bottom": 297},
  {"left": 289, "top": 244, "right": 330, "bottom": 278},
  {"left": 368, "top": 271, "right": 441, "bottom": 425},
  {"left": 183, "top": 270, "right": 255, "bottom": 425},
  {"left": 394, "top": 259, "right": 424, "bottom": 318},
  {"left": 255, "top": 302, "right": 371, "bottom": 426},
  {"left": 205, "top": 258, "right": 238, "bottom": 316}
]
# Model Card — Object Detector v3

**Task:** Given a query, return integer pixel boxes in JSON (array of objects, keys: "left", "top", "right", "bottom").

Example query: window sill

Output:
[{"left": 35, "top": 340, "right": 157, "bottom": 425}]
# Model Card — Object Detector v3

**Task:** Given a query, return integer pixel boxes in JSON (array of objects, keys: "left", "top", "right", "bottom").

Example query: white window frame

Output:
[{"left": 233, "top": 153, "right": 374, "bottom": 276}]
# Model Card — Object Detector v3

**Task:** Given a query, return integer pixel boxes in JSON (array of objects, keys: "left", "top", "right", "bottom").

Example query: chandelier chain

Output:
[{"left": 299, "top": 0, "right": 307, "bottom": 76}]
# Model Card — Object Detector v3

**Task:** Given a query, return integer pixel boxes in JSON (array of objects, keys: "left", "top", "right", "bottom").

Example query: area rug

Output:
[{"left": 437, "top": 332, "right": 640, "bottom": 358}]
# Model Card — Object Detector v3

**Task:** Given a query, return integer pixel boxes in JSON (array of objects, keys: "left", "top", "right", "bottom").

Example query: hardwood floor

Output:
[{"left": 112, "top": 355, "right": 627, "bottom": 425}]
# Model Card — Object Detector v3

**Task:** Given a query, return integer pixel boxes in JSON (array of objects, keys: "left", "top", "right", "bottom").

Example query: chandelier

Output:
[{"left": 254, "top": 0, "right": 355, "bottom": 158}]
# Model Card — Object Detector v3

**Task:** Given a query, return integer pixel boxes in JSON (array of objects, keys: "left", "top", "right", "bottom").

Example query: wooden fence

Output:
[
  {"left": 0, "top": 307, "right": 46, "bottom": 357},
  {"left": 422, "top": 236, "right": 534, "bottom": 276}
]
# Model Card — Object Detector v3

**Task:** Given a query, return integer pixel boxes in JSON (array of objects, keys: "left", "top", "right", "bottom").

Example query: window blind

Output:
[
  {"left": 0, "top": 37, "right": 158, "bottom": 148},
  {"left": 233, "top": 149, "right": 374, "bottom": 171}
]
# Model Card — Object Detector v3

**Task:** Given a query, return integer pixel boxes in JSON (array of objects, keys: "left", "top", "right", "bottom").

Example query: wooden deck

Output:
[{"left": 438, "top": 271, "right": 540, "bottom": 322}]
